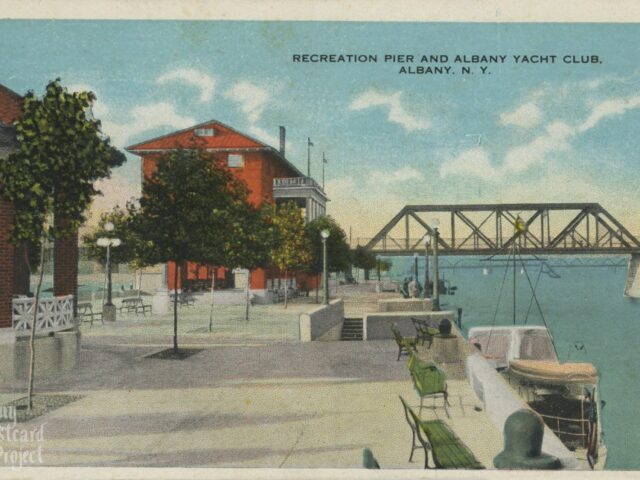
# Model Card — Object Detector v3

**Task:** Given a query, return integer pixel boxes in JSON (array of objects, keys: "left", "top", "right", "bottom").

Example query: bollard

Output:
[{"left": 494, "top": 409, "right": 562, "bottom": 469}]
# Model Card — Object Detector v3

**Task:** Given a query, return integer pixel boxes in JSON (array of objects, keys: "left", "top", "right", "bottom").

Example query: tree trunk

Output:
[
  {"left": 136, "top": 268, "right": 142, "bottom": 299},
  {"left": 173, "top": 263, "right": 179, "bottom": 352},
  {"left": 27, "top": 238, "right": 47, "bottom": 411},
  {"left": 244, "top": 270, "right": 250, "bottom": 322},
  {"left": 208, "top": 266, "right": 216, "bottom": 332},
  {"left": 284, "top": 270, "right": 289, "bottom": 309}
]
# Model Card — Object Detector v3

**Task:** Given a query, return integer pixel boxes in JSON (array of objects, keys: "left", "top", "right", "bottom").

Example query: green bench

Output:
[
  {"left": 399, "top": 395, "right": 484, "bottom": 470},
  {"left": 407, "top": 353, "right": 450, "bottom": 417},
  {"left": 391, "top": 323, "right": 417, "bottom": 361}
]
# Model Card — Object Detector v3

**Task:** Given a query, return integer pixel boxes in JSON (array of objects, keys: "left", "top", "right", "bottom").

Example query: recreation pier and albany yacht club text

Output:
[{"left": 292, "top": 54, "right": 602, "bottom": 64}]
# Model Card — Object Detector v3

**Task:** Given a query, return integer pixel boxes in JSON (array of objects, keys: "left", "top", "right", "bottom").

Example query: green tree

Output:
[
  {"left": 132, "top": 149, "right": 254, "bottom": 351},
  {"left": 351, "top": 245, "right": 377, "bottom": 281},
  {"left": 271, "top": 201, "right": 312, "bottom": 308},
  {"left": 82, "top": 202, "right": 147, "bottom": 294},
  {"left": 305, "top": 216, "right": 351, "bottom": 302},
  {"left": 0, "top": 79, "right": 125, "bottom": 409},
  {"left": 208, "top": 201, "right": 277, "bottom": 324}
]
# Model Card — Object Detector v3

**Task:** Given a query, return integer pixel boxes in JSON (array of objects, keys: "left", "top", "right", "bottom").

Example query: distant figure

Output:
[
  {"left": 400, "top": 278, "right": 410, "bottom": 298},
  {"left": 408, "top": 278, "right": 421, "bottom": 298}
]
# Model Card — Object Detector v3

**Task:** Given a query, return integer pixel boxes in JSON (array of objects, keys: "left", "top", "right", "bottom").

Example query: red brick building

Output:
[
  {"left": 0, "top": 84, "right": 79, "bottom": 329},
  {"left": 127, "top": 120, "right": 328, "bottom": 301}
]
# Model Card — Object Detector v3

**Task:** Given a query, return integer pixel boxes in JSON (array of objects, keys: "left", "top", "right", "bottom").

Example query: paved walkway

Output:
[{"left": 0, "top": 337, "right": 502, "bottom": 468}]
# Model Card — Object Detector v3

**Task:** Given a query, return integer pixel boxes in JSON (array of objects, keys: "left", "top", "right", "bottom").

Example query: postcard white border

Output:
[{"left": 1, "top": 0, "right": 640, "bottom": 479}]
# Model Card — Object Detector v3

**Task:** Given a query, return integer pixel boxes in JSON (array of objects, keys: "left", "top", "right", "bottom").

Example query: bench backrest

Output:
[
  {"left": 390, "top": 323, "right": 404, "bottom": 344},
  {"left": 409, "top": 358, "right": 447, "bottom": 396}
]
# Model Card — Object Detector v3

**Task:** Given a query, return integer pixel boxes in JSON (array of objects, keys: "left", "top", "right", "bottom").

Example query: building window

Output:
[
  {"left": 194, "top": 127, "right": 215, "bottom": 137},
  {"left": 228, "top": 154, "right": 244, "bottom": 168}
]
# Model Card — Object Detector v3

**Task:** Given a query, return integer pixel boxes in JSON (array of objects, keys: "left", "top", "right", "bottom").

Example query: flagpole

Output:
[
  {"left": 322, "top": 152, "right": 326, "bottom": 189},
  {"left": 307, "top": 137, "right": 312, "bottom": 177}
]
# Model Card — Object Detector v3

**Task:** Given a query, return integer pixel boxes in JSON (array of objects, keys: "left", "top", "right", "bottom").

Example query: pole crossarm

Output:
[{"left": 363, "top": 203, "right": 640, "bottom": 256}]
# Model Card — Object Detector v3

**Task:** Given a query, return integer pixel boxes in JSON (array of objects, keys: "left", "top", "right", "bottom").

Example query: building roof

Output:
[
  {"left": 126, "top": 119, "right": 304, "bottom": 177},
  {"left": 0, "top": 84, "right": 23, "bottom": 124}
]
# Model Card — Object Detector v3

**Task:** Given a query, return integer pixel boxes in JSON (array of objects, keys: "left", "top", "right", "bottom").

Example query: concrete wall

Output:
[
  {"left": 363, "top": 310, "right": 454, "bottom": 340},
  {"left": 377, "top": 298, "right": 433, "bottom": 312},
  {"left": 0, "top": 328, "right": 81, "bottom": 381},
  {"left": 299, "top": 299, "right": 344, "bottom": 342}
]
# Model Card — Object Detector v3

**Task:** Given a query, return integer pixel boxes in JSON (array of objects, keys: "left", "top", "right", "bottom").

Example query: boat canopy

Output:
[
  {"left": 510, "top": 359, "right": 599, "bottom": 385},
  {"left": 468, "top": 326, "right": 558, "bottom": 369}
]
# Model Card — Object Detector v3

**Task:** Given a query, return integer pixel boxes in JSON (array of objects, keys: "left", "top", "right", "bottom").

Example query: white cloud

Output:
[
  {"left": 350, "top": 89, "right": 430, "bottom": 132},
  {"left": 503, "top": 121, "right": 573, "bottom": 174},
  {"left": 101, "top": 102, "right": 196, "bottom": 148},
  {"left": 368, "top": 166, "right": 425, "bottom": 185},
  {"left": 442, "top": 93, "right": 640, "bottom": 182},
  {"left": 156, "top": 68, "right": 216, "bottom": 102},
  {"left": 247, "top": 125, "right": 280, "bottom": 148},
  {"left": 225, "top": 81, "right": 270, "bottom": 123},
  {"left": 578, "top": 95, "right": 640, "bottom": 133},
  {"left": 439, "top": 148, "right": 495, "bottom": 181},
  {"left": 499, "top": 102, "right": 542, "bottom": 129}
]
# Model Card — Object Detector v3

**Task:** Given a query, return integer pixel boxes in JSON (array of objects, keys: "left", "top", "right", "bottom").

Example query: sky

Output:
[{"left": 2, "top": 20, "right": 640, "bottom": 241}]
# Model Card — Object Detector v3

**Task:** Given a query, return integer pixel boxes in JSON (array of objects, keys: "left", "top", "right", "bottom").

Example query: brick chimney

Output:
[{"left": 279, "top": 126, "right": 286, "bottom": 156}]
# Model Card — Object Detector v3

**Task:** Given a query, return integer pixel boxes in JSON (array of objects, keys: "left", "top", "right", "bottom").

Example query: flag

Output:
[
  {"left": 308, "top": 137, "right": 314, "bottom": 147},
  {"left": 323, "top": 154, "right": 328, "bottom": 164}
]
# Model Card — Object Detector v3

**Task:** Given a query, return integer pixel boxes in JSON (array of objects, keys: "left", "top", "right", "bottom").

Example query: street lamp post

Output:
[
  {"left": 413, "top": 253, "right": 419, "bottom": 282},
  {"left": 430, "top": 219, "right": 440, "bottom": 311},
  {"left": 97, "top": 222, "right": 121, "bottom": 322},
  {"left": 422, "top": 234, "right": 430, "bottom": 300},
  {"left": 321, "top": 229, "right": 330, "bottom": 305}
]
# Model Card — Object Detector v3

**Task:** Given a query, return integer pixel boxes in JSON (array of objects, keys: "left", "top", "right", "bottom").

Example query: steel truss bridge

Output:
[{"left": 363, "top": 203, "right": 640, "bottom": 256}]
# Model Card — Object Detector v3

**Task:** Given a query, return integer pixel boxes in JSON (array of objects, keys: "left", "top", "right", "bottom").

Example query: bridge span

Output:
[
  {"left": 363, "top": 203, "right": 640, "bottom": 256},
  {"left": 362, "top": 203, "right": 640, "bottom": 297}
]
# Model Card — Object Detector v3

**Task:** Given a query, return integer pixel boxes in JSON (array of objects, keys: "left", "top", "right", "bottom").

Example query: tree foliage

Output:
[
  {"left": 351, "top": 245, "right": 377, "bottom": 270},
  {"left": 82, "top": 202, "right": 145, "bottom": 267},
  {"left": 305, "top": 215, "right": 351, "bottom": 275},
  {"left": 132, "top": 149, "right": 250, "bottom": 268},
  {"left": 379, "top": 258, "right": 393, "bottom": 272},
  {"left": 271, "top": 201, "right": 312, "bottom": 274},
  {"left": 0, "top": 79, "right": 125, "bottom": 243}
]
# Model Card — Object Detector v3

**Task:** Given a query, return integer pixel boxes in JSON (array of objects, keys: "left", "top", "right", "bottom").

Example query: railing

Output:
[
  {"left": 12, "top": 295, "right": 75, "bottom": 336},
  {"left": 273, "top": 177, "right": 322, "bottom": 189}
]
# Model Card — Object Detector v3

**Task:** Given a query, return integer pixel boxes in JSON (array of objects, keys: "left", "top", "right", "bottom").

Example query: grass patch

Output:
[
  {"left": 1, "top": 394, "right": 83, "bottom": 423},
  {"left": 145, "top": 348, "right": 203, "bottom": 360}
]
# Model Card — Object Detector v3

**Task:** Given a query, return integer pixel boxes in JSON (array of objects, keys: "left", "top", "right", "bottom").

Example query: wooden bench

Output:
[
  {"left": 420, "top": 419, "right": 484, "bottom": 469},
  {"left": 391, "top": 323, "right": 417, "bottom": 361},
  {"left": 411, "top": 317, "right": 439, "bottom": 348},
  {"left": 77, "top": 302, "right": 103, "bottom": 327},
  {"left": 120, "top": 297, "right": 152, "bottom": 316},
  {"left": 399, "top": 395, "right": 483, "bottom": 470},
  {"left": 170, "top": 292, "right": 196, "bottom": 308}
]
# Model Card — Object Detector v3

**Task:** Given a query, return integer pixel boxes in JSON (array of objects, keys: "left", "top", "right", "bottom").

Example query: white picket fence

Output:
[{"left": 12, "top": 295, "right": 75, "bottom": 336}]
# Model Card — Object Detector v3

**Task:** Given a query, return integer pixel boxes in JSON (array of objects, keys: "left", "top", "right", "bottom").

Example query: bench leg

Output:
[
  {"left": 409, "top": 431, "right": 416, "bottom": 462},
  {"left": 443, "top": 393, "right": 450, "bottom": 418}
]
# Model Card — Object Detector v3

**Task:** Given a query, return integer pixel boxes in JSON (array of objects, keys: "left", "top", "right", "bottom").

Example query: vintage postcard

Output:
[{"left": 0, "top": 1, "right": 639, "bottom": 479}]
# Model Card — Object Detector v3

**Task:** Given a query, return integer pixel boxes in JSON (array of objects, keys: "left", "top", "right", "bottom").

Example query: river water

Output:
[{"left": 387, "top": 255, "right": 640, "bottom": 470}]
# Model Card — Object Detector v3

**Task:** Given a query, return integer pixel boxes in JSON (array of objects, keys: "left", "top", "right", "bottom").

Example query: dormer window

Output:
[
  {"left": 194, "top": 127, "right": 215, "bottom": 137},
  {"left": 228, "top": 154, "right": 244, "bottom": 168}
]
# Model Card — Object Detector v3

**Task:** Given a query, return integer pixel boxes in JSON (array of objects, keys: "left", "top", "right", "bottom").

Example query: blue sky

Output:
[{"left": 2, "top": 20, "right": 640, "bottom": 239}]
